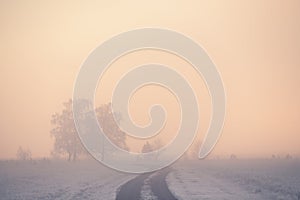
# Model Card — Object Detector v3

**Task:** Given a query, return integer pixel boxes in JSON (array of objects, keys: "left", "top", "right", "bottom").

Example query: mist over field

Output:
[
  {"left": 1, "top": 0, "right": 300, "bottom": 199},
  {"left": 1, "top": 158, "right": 300, "bottom": 200}
]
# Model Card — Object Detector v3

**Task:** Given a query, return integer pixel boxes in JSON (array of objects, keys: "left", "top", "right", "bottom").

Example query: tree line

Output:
[{"left": 50, "top": 99, "right": 127, "bottom": 161}]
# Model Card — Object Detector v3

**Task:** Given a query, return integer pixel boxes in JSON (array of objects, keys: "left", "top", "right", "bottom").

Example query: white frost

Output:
[{"left": 167, "top": 159, "right": 300, "bottom": 200}]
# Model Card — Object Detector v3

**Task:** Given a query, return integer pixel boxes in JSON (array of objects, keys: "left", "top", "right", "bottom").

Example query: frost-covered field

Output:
[
  {"left": 0, "top": 159, "right": 134, "bottom": 200},
  {"left": 167, "top": 159, "right": 300, "bottom": 200},
  {"left": 1, "top": 158, "right": 300, "bottom": 200}
]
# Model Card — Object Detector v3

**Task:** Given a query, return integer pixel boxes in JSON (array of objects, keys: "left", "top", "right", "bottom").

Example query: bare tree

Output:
[
  {"left": 96, "top": 103, "right": 123, "bottom": 145},
  {"left": 51, "top": 99, "right": 85, "bottom": 161},
  {"left": 95, "top": 103, "right": 128, "bottom": 160},
  {"left": 16, "top": 146, "right": 31, "bottom": 161},
  {"left": 51, "top": 100, "right": 128, "bottom": 161}
]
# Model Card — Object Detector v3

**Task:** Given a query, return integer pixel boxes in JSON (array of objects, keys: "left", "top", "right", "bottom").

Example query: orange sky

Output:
[{"left": 0, "top": 0, "right": 300, "bottom": 159}]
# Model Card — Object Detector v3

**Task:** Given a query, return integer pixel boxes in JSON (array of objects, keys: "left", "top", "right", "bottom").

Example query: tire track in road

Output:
[
  {"left": 116, "top": 173, "right": 151, "bottom": 200},
  {"left": 150, "top": 169, "right": 177, "bottom": 200},
  {"left": 116, "top": 168, "right": 177, "bottom": 200}
]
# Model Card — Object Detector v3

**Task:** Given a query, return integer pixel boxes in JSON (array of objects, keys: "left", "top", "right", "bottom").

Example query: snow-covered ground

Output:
[
  {"left": 0, "top": 159, "right": 134, "bottom": 200},
  {"left": 140, "top": 173, "right": 158, "bottom": 200},
  {"left": 167, "top": 159, "right": 300, "bottom": 200},
  {"left": 1, "top": 158, "right": 300, "bottom": 200}
]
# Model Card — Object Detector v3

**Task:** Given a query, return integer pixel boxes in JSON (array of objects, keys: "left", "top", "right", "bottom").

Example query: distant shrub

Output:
[{"left": 285, "top": 154, "right": 292, "bottom": 160}]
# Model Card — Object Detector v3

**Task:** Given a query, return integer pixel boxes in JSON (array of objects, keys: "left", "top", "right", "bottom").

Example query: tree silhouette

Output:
[
  {"left": 51, "top": 100, "right": 128, "bottom": 161},
  {"left": 95, "top": 103, "right": 128, "bottom": 160},
  {"left": 51, "top": 99, "right": 85, "bottom": 161},
  {"left": 141, "top": 140, "right": 163, "bottom": 160},
  {"left": 141, "top": 141, "right": 152, "bottom": 153},
  {"left": 16, "top": 146, "right": 32, "bottom": 161}
]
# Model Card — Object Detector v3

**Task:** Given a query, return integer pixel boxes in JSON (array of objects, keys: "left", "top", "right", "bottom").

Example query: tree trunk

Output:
[
  {"left": 101, "top": 134, "right": 104, "bottom": 161},
  {"left": 68, "top": 152, "right": 71, "bottom": 161},
  {"left": 73, "top": 151, "right": 77, "bottom": 162}
]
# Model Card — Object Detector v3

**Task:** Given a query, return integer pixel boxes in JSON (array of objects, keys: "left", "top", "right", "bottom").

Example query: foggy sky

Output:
[{"left": 0, "top": 0, "right": 300, "bottom": 159}]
